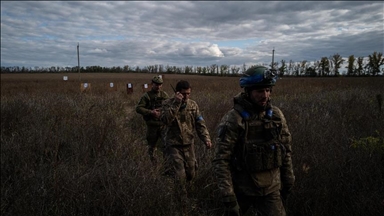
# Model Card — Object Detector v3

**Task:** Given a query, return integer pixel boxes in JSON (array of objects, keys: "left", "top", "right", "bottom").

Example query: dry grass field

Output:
[{"left": 1, "top": 73, "right": 383, "bottom": 216}]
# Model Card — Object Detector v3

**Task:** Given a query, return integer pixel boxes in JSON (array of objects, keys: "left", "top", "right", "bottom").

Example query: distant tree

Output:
[
  {"left": 292, "top": 62, "right": 300, "bottom": 76},
  {"left": 270, "top": 61, "right": 278, "bottom": 69},
  {"left": 159, "top": 65, "right": 164, "bottom": 73},
  {"left": 319, "top": 57, "right": 330, "bottom": 76},
  {"left": 230, "top": 65, "right": 240, "bottom": 74},
  {"left": 123, "top": 65, "right": 130, "bottom": 72},
  {"left": 287, "top": 60, "right": 294, "bottom": 76},
  {"left": 242, "top": 63, "right": 247, "bottom": 73},
  {"left": 356, "top": 57, "right": 364, "bottom": 76},
  {"left": 329, "top": 60, "right": 334, "bottom": 76},
  {"left": 173, "top": 66, "right": 179, "bottom": 74},
  {"left": 202, "top": 67, "right": 207, "bottom": 75},
  {"left": 346, "top": 55, "right": 356, "bottom": 76},
  {"left": 210, "top": 64, "right": 217, "bottom": 74},
  {"left": 219, "top": 64, "right": 229, "bottom": 76},
  {"left": 278, "top": 60, "right": 287, "bottom": 77},
  {"left": 300, "top": 60, "right": 308, "bottom": 76},
  {"left": 165, "top": 65, "right": 172, "bottom": 73},
  {"left": 365, "top": 51, "right": 384, "bottom": 76},
  {"left": 330, "top": 53, "right": 345, "bottom": 76},
  {"left": 313, "top": 60, "right": 321, "bottom": 76},
  {"left": 306, "top": 67, "right": 317, "bottom": 77},
  {"left": 185, "top": 66, "right": 192, "bottom": 74},
  {"left": 196, "top": 66, "right": 202, "bottom": 74}
]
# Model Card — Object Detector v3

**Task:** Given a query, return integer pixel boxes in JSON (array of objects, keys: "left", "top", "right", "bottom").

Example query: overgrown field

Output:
[{"left": 1, "top": 73, "right": 383, "bottom": 216}]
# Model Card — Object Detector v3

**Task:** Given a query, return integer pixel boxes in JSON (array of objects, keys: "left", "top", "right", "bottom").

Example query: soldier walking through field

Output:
[
  {"left": 213, "top": 66, "right": 295, "bottom": 216},
  {"left": 135, "top": 75, "right": 169, "bottom": 165},
  {"left": 161, "top": 80, "right": 212, "bottom": 215}
]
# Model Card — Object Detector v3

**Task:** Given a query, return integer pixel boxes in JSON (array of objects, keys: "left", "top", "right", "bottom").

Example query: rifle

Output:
[{"left": 170, "top": 84, "right": 177, "bottom": 93}]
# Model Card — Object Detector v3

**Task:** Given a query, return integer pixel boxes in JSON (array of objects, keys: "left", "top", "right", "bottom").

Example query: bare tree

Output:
[
  {"left": 366, "top": 51, "right": 384, "bottom": 76},
  {"left": 330, "top": 53, "right": 345, "bottom": 76},
  {"left": 242, "top": 63, "right": 247, "bottom": 73},
  {"left": 346, "top": 55, "right": 356, "bottom": 76},
  {"left": 356, "top": 57, "right": 364, "bottom": 76},
  {"left": 288, "top": 60, "right": 294, "bottom": 76},
  {"left": 219, "top": 64, "right": 229, "bottom": 76},
  {"left": 319, "top": 57, "right": 330, "bottom": 76},
  {"left": 210, "top": 64, "right": 217, "bottom": 74},
  {"left": 278, "top": 60, "right": 286, "bottom": 77},
  {"left": 230, "top": 65, "right": 240, "bottom": 74},
  {"left": 300, "top": 60, "right": 308, "bottom": 76}
]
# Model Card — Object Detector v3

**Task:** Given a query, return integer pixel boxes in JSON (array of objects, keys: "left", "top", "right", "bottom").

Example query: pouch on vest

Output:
[
  {"left": 245, "top": 142, "right": 283, "bottom": 172},
  {"left": 263, "top": 118, "right": 282, "bottom": 141}
]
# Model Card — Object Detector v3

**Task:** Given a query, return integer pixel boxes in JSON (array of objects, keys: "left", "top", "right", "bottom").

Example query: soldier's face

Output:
[
  {"left": 249, "top": 87, "right": 271, "bottom": 107},
  {"left": 180, "top": 88, "right": 191, "bottom": 102},
  {"left": 152, "top": 83, "right": 162, "bottom": 92}
]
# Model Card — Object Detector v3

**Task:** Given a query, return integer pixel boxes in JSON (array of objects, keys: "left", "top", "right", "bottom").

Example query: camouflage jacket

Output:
[
  {"left": 135, "top": 89, "right": 169, "bottom": 126},
  {"left": 213, "top": 92, "right": 295, "bottom": 201},
  {"left": 161, "top": 97, "right": 211, "bottom": 146}
]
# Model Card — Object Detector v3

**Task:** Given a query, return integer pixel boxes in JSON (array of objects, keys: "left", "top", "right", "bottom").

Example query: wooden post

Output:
[
  {"left": 142, "top": 83, "right": 148, "bottom": 93},
  {"left": 77, "top": 43, "right": 81, "bottom": 81},
  {"left": 108, "top": 82, "right": 117, "bottom": 92},
  {"left": 127, "top": 83, "right": 133, "bottom": 94},
  {"left": 80, "top": 83, "right": 91, "bottom": 92}
]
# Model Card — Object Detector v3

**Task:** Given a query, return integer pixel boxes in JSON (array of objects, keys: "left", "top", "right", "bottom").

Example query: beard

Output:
[{"left": 249, "top": 97, "right": 269, "bottom": 111}]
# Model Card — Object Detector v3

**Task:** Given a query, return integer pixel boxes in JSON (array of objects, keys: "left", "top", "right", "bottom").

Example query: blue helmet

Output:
[{"left": 239, "top": 66, "right": 277, "bottom": 88}]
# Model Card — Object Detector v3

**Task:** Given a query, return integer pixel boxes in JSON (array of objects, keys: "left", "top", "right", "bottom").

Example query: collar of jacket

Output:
[{"left": 233, "top": 92, "right": 272, "bottom": 118}]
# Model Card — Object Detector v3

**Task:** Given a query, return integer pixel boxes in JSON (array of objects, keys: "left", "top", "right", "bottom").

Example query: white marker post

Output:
[
  {"left": 80, "top": 82, "right": 91, "bottom": 92},
  {"left": 142, "top": 83, "right": 148, "bottom": 92},
  {"left": 127, "top": 83, "right": 133, "bottom": 94}
]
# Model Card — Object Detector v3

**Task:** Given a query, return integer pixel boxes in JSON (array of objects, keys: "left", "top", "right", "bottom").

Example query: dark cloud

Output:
[{"left": 1, "top": 1, "right": 382, "bottom": 69}]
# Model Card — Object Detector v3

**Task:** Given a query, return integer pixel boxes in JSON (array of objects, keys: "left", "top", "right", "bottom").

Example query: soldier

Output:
[
  {"left": 161, "top": 80, "right": 212, "bottom": 215},
  {"left": 136, "top": 75, "right": 169, "bottom": 165},
  {"left": 213, "top": 66, "right": 295, "bottom": 216}
]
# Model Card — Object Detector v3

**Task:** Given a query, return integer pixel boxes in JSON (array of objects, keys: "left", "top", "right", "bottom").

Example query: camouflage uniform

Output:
[
  {"left": 136, "top": 88, "right": 169, "bottom": 163},
  {"left": 161, "top": 97, "right": 211, "bottom": 180},
  {"left": 161, "top": 96, "right": 211, "bottom": 214},
  {"left": 213, "top": 92, "right": 295, "bottom": 216}
]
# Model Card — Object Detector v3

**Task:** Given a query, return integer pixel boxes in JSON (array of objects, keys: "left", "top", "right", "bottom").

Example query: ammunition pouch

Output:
[
  {"left": 233, "top": 103, "right": 285, "bottom": 173},
  {"left": 244, "top": 142, "right": 283, "bottom": 172},
  {"left": 263, "top": 118, "right": 282, "bottom": 141}
]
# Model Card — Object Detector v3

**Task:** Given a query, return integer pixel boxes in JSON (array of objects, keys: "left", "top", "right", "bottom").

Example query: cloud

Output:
[{"left": 1, "top": 1, "right": 383, "bottom": 70}]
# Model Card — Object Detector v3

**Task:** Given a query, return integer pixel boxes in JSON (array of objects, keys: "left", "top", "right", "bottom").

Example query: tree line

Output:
[{"left": 1, "top": 51, "right": 383, "bottom": 77}]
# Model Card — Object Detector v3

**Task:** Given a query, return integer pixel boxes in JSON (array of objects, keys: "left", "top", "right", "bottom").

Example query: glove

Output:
[{"left": 223, "top": 201, "right": 240, "bottom": 216}]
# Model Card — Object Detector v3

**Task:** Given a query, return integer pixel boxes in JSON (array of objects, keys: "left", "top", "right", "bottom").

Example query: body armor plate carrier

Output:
[{"left": 235, "top": 105, "right": 285, "bottom": 173}]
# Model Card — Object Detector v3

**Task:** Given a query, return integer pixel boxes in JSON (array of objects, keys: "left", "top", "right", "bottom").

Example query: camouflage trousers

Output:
[
  {"left": 163, "top": 144, "right": 197, "bottom": 216},
  {"left": 235, "top": 190, "right": 286, "bottom": 216},
  {"left": 146, "top": 124, "right": 165, "bottom": 164},
  {"left": 163, "top": 144, "right": 197, "bottom": 181}
]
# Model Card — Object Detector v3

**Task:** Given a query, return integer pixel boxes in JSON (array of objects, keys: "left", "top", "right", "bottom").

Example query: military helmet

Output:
[
  {"left": 239, "top": 66, "right": 277, "bottom": 88},
  {"left": 152, "top": 75, "right": 163, "bottom": 84}
]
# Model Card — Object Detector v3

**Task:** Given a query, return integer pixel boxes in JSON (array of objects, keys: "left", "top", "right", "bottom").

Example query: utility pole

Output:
[
  {"left": 77, "top": 43, "right": 81, "bottom": 81},
  {"left": 272, "top": 47, "right": 275, "bottom": 69}
]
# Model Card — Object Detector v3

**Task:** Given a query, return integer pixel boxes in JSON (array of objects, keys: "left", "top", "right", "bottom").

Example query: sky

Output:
[{"left": 1, "top": 1, "right": 383, "bottom": 71}]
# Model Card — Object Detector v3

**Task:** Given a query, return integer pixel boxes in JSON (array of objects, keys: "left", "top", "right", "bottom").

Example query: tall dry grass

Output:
[{"left": 1, "top": 74, "right": 383, "bottom": 216}]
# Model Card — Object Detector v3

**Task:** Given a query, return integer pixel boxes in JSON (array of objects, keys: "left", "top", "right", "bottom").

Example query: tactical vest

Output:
[
  {"left": 143, "top": 90, "right": 167, "bottom": 121},
  {"left": 234, "top": 104, "right": 285, "bottom": 173},
  {"left": 147, "top": 91, "right": 167, "bottom": 110}
]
